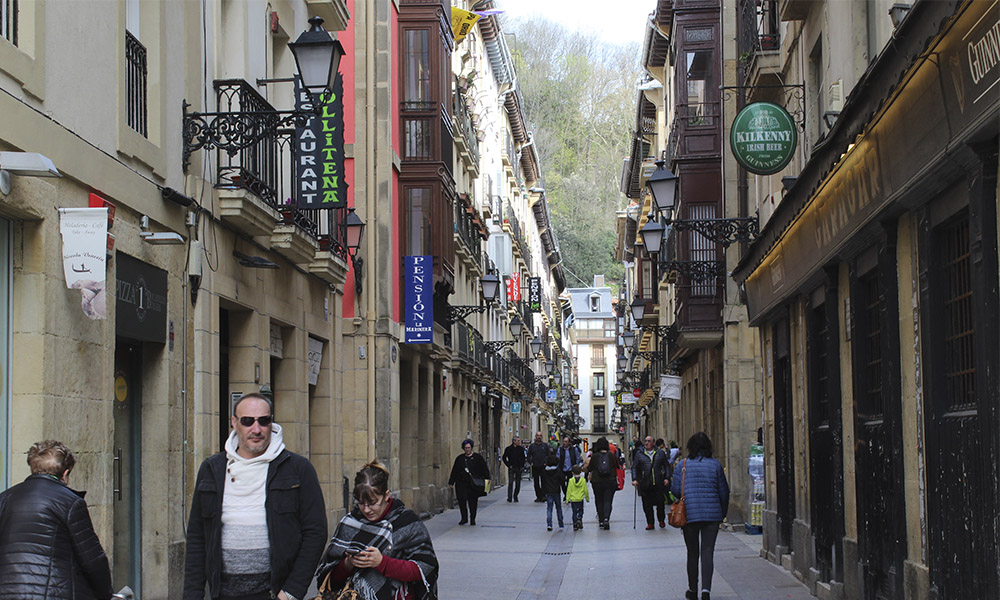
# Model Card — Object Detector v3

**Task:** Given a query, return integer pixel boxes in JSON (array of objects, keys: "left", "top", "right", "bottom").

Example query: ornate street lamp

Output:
[
  {"left": 447, "top": 273, "right": 502, "bottom": 324},
  {"left": 509, "top": 314, "right": 524, "bottom": 338},
  {"left": 288, "top": 17, "right": 346, "bottom": 108},
  {"left": 638, "top": 219, "right": 665, "bottom": 255},
  {"left": 343, "top": 207, "right": 365, "bottom": 294},
  {"left": 630, "top": 298, "right": 646, "bottom": 322},
  {"left": 529, "top": 336, "right": 543, "bottom": 356},
  {"left": 646, "top": 160, "right": 679, "bottom": 217},
  {"left": 622, "top": 329, "right": 636, "bottom": 347}
]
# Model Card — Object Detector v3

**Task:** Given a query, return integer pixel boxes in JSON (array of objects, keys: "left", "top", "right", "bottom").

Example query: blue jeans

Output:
[
  {"left": 571, "top": 501, "right": 584, "bottom": 524},
  {"left": 545, "top": 493, "right": 564, "bottom": 527}
]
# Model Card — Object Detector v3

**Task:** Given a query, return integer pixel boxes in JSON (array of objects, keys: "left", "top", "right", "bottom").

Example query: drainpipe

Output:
[{"left": 365, "top": 0, "right": 377, "bottom": 460}]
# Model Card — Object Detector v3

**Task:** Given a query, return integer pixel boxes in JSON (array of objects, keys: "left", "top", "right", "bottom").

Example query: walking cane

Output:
[{"left": 633, "top": 484, "right": 637, "bottom": 529}]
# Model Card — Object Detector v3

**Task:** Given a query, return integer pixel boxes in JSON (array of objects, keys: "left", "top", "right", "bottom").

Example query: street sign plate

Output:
[{"left": 511, "top": 402, "right": 521, "bottom": 414}]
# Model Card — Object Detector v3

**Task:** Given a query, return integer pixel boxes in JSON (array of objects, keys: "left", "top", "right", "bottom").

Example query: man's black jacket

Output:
[
  {"left": 183, "top": 449, "right": 327, "bottom": 600},
  {"left": 502, "top": 444, "right": 526, "bottom": 471},
  {"left": 631, "top": 448, "right": 672, "bottom": 492},
  {"left": 525, "top": 441, "right": 550, "bottom": 468},
  {"left": 0, "top": 474, "right": 113, "bottom": 600}
]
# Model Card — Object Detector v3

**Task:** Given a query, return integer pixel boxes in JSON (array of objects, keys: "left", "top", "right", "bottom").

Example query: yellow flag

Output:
[{"left": 451, "top": 7, "right": 481, "bottom": 44}]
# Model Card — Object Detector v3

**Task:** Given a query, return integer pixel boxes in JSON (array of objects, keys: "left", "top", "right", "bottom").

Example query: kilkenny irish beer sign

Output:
[{"left": 730, "top": 102, "right": 797, "bottom": 175}]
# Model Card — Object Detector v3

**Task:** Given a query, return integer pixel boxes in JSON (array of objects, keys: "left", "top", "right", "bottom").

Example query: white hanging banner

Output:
[
  {"left": 58, "top": 208, "right": 108, "bottom": 320},
  {"left": 660, "top": 375, "right": 682, "bottom": 400},
  {"left": 307, "top": 337, "right": 324, "bottom": 386}
]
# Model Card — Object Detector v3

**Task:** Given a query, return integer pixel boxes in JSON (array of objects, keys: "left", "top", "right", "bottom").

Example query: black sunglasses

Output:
[{"left": 238, "top": 415, "right": 273, "bottom": 427}]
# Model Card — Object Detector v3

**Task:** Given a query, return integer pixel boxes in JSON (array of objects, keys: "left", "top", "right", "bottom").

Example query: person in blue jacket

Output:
[{"left": 671, "top": 432, "right": 730, "bottom": 600}]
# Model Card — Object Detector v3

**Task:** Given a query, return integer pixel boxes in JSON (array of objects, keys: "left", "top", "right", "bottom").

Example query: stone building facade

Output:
[{"left": 732, "top": 0, "right": 998, "bottom": 598}]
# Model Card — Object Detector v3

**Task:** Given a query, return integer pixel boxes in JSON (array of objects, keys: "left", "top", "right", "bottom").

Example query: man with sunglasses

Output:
[{"left": 184, "top": 393, "right": 327, "bottom": 600}]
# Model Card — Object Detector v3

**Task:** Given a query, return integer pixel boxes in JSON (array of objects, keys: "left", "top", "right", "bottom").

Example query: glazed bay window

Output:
[
  {"left": 404, "top": 187, "right": 432, "bottom": 256},
  {"left": 403, "top": 28, "right": 433, "bottom": 160},
  {"left": 684, "top": 49, "right": 713, "bottom": 126}
]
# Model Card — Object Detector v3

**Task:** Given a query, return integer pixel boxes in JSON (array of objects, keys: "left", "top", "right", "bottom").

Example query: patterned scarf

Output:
[{"left": 317, "top": 499, "right": 438, "bottom": 600}]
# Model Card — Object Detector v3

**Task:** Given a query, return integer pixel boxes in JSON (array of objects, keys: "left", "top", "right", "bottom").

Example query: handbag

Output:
[
  {"left": 668, "top": 459, "right": 687, "bottom": 528},
  {"left": 311, "top": 571, "right": 360, "bottom": 600}
]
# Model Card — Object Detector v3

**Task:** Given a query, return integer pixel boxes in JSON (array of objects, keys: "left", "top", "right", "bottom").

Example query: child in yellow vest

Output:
[{"left": 566, "top": 465, "right": 590, "bottom": 530}]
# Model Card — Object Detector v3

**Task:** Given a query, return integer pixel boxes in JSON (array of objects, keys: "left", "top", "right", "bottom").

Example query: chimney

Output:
[{"left": 593, "top": 274, "right": 605, "bottom": 288}]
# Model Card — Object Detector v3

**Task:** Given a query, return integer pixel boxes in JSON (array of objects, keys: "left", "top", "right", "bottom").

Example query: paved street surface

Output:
[{"left": 425, "top": 480, "right": 814, "bottom": 599}]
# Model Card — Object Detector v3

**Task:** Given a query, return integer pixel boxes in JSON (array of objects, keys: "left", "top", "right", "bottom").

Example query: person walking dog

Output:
[{"left": 672, "top": 432, "right": 730, "bottom": 600}]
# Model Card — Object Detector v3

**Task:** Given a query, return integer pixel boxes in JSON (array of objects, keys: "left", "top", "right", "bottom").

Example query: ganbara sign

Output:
[{"left": 730, "top": 102, "right": 797, "bottom": 175}]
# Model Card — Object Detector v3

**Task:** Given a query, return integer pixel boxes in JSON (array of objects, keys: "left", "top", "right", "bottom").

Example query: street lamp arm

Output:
[{"left": 669, "top": 217, "right": 759, "bottom": 248}]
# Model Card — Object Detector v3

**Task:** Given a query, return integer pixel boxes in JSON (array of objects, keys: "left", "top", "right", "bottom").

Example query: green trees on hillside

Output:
[{"left": 506, "top": 17, "right": 641, "bottom": 289}]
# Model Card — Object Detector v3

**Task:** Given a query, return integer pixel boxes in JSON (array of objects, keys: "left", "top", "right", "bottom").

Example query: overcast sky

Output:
[{"left": 495, "top": 0, "right": 655, "bottom": 47}]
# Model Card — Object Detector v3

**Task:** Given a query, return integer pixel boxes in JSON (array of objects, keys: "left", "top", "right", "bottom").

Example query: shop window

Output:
[
  {"left": 856, "top": 273, "right": 884, "bottom": 417},
  {"left": 940, "top": 219, "right": 975, "bottom": 410}
]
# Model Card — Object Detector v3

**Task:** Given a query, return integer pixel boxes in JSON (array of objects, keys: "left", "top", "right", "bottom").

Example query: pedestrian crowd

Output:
[{"left": 0, "top": 390, "right": 728, "bottom": 600}]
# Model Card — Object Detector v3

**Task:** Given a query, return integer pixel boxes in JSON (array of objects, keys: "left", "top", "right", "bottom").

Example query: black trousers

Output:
[
  {"left": 592, "top": 481, "right": 616, "bottom": 524},
  {"left": 531, "top": 465, "right": 545, "bottom": 500},
  {"left": 455, "top": 483, "right": 479, "bottom": 522},
  {"left": 640, "top": 486, "right": 666, "bottom": 525},
  {"left": 682, "top": 521, "right": 720, "bottom": 592},
  {"left": 507, "top": 466, "right": 522, "bottom": 500}
]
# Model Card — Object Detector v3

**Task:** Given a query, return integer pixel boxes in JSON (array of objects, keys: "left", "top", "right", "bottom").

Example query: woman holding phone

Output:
[{"left": 315, "top": 461, "right": 439, "bottom": 599}]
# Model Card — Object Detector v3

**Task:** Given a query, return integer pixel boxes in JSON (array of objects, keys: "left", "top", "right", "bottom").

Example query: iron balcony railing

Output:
[
  {"left": 504, "top": 204, "right": 522, "bottom": 243},
  {"left": 125, "top": 30, "right": 148, "bottom": 138},
  {"left": 508, "top": 353, "right": 535, "bottom": 392},
  {"left": 210, "top": 80, "right": 349, "bottom": 257},
  {"left": 453, "top": 78, "right": 481, "bottom": 166},
  {"left": 455, "top": 202, "right": 482, "bottom": 265},
  {"left": 738, "top": 0, "right": 780, "bottom": 83}
]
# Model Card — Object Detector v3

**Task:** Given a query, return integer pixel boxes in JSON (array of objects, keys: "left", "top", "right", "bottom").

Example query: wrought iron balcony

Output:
[
  {"left": 454, "top": 202, "right": 483, "bottom": 266},
  {"left": 453, "top": 78, "right": 481, "bottom": 167}
]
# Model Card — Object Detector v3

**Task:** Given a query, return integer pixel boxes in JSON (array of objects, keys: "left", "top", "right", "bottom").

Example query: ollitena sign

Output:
[
  {"left": 295, "top": 75, "right": 347, "bottom": 209},
  {"left": 404, "top": 256, "right": 433, "bottom": 343},
  {"left": 730, "top": 102, "right": 797, "bottom": 175}
]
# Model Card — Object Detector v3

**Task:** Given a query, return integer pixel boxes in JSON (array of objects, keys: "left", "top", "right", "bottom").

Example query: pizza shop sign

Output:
[{"left": 730, "top": 102, "right": 797, "bottom": 175}]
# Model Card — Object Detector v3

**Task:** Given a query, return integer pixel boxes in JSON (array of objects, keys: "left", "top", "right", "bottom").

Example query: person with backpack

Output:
[
  {"left": 632, "top": 435, "right": 672, "bottom": 529},
  {"left": 585, "top": 437, "right": 618, "bottom": 530}
]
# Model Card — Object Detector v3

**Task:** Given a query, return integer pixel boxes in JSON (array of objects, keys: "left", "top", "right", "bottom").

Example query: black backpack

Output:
[{"left": 592, "top": 452, "right": 614, "bottom": 477}]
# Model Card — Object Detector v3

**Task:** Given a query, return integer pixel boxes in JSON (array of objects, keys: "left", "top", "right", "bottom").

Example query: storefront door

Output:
[{"left": 113, "top": 341, "right": 142, "bottom": 596}]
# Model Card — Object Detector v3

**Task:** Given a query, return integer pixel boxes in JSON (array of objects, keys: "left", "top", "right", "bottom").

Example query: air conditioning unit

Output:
[
  {"left": 828, "top": 79, "right": 844, "bottom": 112},
  {"left": 593, "top": 389, "right": 604, "bottom": 397}
]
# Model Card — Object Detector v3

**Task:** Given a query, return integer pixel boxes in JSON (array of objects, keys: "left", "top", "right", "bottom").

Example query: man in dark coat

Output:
[
  {"left": 555, "top": 436, "right": 581, "bottom": 497},
  {"left": 501, "top": 436, "right": 526, "bottom": 502},
  {"left": 0, "top": 440, "right": 114, "bottom": 600},
  {"left": 184, "top": 393, "right": 327, "bottom": 600},
  {"left": 525, "top": 432, "right": 551, "bottom": 502},
  {"left": 631, "top": 435, "right": 672, "bottom": 530}
]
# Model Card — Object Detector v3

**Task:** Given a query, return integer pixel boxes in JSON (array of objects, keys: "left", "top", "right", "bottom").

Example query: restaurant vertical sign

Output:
[
  {"left": 295, "top": 75, "right": 347, "bottom": 209},
  {"left": 404, "top": 256, "right": 433, "bottom": 344}
]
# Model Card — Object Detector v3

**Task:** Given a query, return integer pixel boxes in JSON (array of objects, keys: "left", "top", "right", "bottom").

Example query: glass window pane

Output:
[
  {"left": 406, "top": 188, "right": 431, "bottom": 256},
  {"left": 404, "top": 29, "right": 430, "bottom": 104}
]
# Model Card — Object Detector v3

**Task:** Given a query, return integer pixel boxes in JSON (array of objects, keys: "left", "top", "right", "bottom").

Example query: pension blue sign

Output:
[{"left": 404, "top": 256, "right": 433, "bottom": 344}]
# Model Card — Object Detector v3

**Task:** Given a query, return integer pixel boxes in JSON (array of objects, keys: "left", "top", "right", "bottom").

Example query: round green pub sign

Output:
[{"left": 730, "top": 102, "right": 797, "bottom": 175}]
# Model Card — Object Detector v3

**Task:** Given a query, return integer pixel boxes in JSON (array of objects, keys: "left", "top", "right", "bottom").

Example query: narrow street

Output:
[{"left": 426, "top": 483, "right": 813, "bottom": 599}]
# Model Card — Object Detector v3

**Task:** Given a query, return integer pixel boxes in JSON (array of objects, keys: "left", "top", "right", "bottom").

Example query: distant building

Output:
[{"left": 566, "top": 277, "right": 619, "bottom": 448}]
